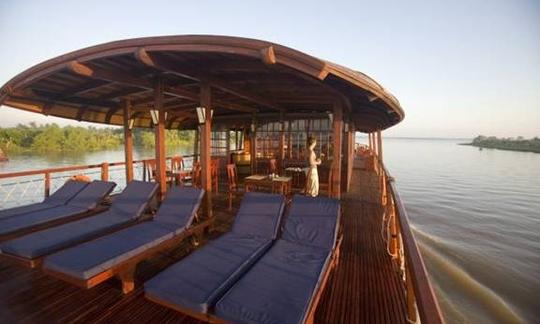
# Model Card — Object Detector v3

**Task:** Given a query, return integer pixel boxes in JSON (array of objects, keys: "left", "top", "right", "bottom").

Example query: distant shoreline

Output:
[{"left": 460, "top": 142, "right": 540, "bottom": 154}]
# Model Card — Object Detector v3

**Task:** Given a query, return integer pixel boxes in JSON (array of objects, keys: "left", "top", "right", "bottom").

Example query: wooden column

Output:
[
  {"left": 200, "top": 82, "right": 212, "bottom": 192},
  {"left": 377, "top": 130, "right": 383, "bottom": 163},
  {"left": 287, "top": 120, "right": 292, "bottom": 159},
  {"left": 331, "top": 101, "right": 343, "bottom": 199},
  {"left": 154, "top": 79, "right": 167, "bottom": 200},
  {"left": 193, "top": 127, "right": 199, "bottom": 163},
  {"left": 279, "top": 113, "right": 285, "bottom": 169},
  {"left": 250, "top": 116, "right": 257, "bottom": 174},
  {"left": 123, "top": 100, "right": 134, "bottom": 183},
  {"left": 200, "top": 82, "right": 213, "bottom": 219}
]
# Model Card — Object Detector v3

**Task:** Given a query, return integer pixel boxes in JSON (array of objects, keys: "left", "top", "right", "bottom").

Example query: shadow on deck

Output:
[{"left": 0, "top": 160, "right": 407, "bottom": 323}]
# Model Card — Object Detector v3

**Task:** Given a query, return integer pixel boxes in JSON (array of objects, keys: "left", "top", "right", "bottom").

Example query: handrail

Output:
[
  {"left": 0, "top": 154, "right": 196, "bottom": 180},
  {"left": 381, "top": 162, "right": 445, "bottom": 324}
]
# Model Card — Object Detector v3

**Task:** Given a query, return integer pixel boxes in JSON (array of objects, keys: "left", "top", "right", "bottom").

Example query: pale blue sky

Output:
[{"left": 0, "top": 0, "right": 538, "bottom": 138}]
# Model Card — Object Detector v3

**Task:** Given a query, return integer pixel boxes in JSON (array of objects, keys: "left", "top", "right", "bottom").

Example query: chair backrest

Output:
[
  {"left": 192, "top": 162, "right": 202, "bottom": 188},
  {"left": 146, "top": 160, "right": 157, "bottom": 180},
  {"left": 211, "top": 159, "right": 219, "bottom": 177},
  {"left": 281, "top": 195, "right": 340, "bottom": 250},
  {"left": 66, "top": 181, "right": 116, "bottom": 210},
  {"left": 231, "top": 192, "right": 285, "bottom": 240},
  {"left": 110, "top": 180, "right": 159, "bottom": 218},
  {"left": 226, "top": 164, "right": 237, "bottom": 191},
  {"left": 154, "top": 186, "right": 205, "bottom": 229},
  {"left": 171, "top": 156, "right": 184, "bottom": 172},
  {"left": 45, "top": 180, "right": 88, "bottom": 206},
  {"left": 269, "top": 158, "right": 277, "bottom": 174}
]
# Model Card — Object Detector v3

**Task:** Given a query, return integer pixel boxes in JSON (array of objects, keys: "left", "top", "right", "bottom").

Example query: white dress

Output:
[{"left": 305, "top": 149, "right": 319, "bottom": 197}]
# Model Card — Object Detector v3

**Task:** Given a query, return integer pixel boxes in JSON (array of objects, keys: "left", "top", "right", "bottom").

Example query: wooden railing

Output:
[
  {"left": 378, "top": 159, "right": 445, "bottom": 324},
  {"left": 0, "top": 155, "right": 196, "bottom": 208}
]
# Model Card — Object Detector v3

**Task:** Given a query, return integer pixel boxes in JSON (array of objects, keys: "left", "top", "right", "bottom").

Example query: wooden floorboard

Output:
[{"left": 0, "top": 160, "right": 408, "bottom": 323}]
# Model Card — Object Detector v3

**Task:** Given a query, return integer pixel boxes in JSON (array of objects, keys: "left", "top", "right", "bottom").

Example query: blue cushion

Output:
[
  {"left": 43, "top": 222, "right": 175, "bottom": 279},
  {"left": 230, "top": 192, "right": 285, "bottom": 240},
  {"left": 145, "top": 233, "right": 272, "bottom": 314},
  {"left": 154, "top": 186, "right": 204, "bottom": 233},
  {"left": 215, "top": 240, "right": 331, "bottom": 324},
  {"left": 110, "top": 180, "right": 158, "bottom": 218},
  {"left": 44, "top": 180, "right": 89, "bottom": 206},
  {"left": 0, "top": 211, "right": 131, "bottom": 259},
  {"left": 0, "top": 202, "right": 58, "bottom": 220},
  {"left": 0, "top": 180, "right": 87, "bottom": 219},
  {"left": 0, "top": 205, "right": 87, "bottom": 236},
  {"left": 66, "top": 180, "right": 116, "bottom": 210},
  {"left": 281, "top": 195, "right": 340, "bottom": 250}
]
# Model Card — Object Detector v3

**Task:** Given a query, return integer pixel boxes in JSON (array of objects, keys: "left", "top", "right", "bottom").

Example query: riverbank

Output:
[{"left": 460, "top": 136, "right": 540, "bottom": 153}]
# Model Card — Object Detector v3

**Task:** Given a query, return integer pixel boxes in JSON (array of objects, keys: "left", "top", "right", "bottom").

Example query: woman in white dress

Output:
[{"left": 305, "top": 136, "right": 322, "bottom": 197}]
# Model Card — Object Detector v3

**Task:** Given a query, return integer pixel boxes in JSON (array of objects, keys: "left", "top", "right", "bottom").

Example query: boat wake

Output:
[{"left": 411, "top": 227, "right": 523, "bottom": 324}]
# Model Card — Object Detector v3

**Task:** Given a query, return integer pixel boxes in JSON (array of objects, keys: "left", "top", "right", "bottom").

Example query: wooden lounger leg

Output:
[{"left": 118, "top": 268, "right": 136, "bottom": 294}]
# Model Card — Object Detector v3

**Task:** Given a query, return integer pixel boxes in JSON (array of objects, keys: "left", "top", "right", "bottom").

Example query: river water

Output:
[{"left": 0, "top": 138, "right": 539, "bottom": 323}]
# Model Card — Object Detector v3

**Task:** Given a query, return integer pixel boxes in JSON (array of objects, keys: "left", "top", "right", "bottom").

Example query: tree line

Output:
[
  {"left": 470, "top": 135, "right": 540, "bottom": 153},
  {"left": 0, "top": 123, "right": 194, "bottom": 154}
]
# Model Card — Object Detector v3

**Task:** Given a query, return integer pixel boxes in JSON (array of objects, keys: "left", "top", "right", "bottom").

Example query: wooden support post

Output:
[
  {"left": 279, "top": 113, "right": 285, "bottom": 171},
  {"left": 118, "top": 268, "right": 135, "bottom": 294},
  {"left": 287, "top": 120, "right": 292, "bottom": 159},
  {"left": 193, "top": 126, "right": 199, "bottom": 163},
  {"left": 101, "top": 162, "right": 109, "bottom": 181},
  {"left": 44, "top": 172, "right": 51, "bottom": 198},
  {"left": 123, "top": 100, "right": 134, "bottom": 183},
  {"left": 250, "top": 116, "right": 257, "bottom": 174},
  {"left": 200, "top": 82, "right": 213, "bottom": 219},
  {"left": 389, "top": 192, "right": 399, "bottom": 256},
  {"left": 331, "top": 102, "right": 343, "bottom": 199},
  {"left": 154, "top": 78, "right": 167, "bottom": 200},
  {"left": 377, "top": 131, "right": 383, "bottom": 162},
  {"left": 226, "top": 129, "right": 231, "bottom": 163}
]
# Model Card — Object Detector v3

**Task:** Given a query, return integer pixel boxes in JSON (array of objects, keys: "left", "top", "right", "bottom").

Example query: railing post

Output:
[
  {"left": 44, "top": 172, "right": 51, "bottom": 198},
  {"left": 101, "top": 162, "right": 109, "bottom": 181},
  {"left": 406, "top": 267, "right": 418, "bottom": 322}
]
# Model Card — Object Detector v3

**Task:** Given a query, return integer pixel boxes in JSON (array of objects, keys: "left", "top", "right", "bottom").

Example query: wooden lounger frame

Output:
[
  {"left": 0, "top": 213, "right": 154, "bottom": 269},
  {"left": 146, "top": 214, "right": 343, "bottom": 324},
  {"left": 43, "top": 217, "right": 213, "bottom": 294},
  {"left": 0, "top": 205, "right": 108, "bottom": 242}
]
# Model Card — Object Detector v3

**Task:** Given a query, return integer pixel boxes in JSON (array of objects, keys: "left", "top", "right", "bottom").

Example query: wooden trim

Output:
[{"left": 200, "top": 82, "right": 212, "bottom": 192}]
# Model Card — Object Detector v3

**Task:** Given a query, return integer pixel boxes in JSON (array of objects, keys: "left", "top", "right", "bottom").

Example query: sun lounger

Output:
[
  {"left": 0, "top": 180, "right": 116, "bottom": 240},
  {"left": 214, "top": 194, "right": 341, "bottom": 324},
  {"left": 0, "top": 180, "right": 158, "bottom": 268},
  {"left": 144, "top": 192, "right": 286, "bottom": 318},
  {"left": 43, "top": 186, "right": 206, "bottom": 294},
  {"left": 0, "top": 180, "right": 88, "bottom": 219}
]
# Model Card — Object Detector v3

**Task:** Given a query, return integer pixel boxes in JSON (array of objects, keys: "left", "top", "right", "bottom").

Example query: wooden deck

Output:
[{"left": 0, "top": 161, "right": 408, "bottom": 323}]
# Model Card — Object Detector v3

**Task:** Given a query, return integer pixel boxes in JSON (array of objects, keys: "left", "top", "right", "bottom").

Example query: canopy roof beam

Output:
[
  {"left": 135, "top": 48, "right": 283, "bottom": 112},
  {"left": 68, "top": 61, "right": 256, "bottom": 113}
]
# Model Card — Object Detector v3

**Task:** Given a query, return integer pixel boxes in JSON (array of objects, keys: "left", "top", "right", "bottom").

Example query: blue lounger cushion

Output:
[
  {"left": 43, "top": 186, "right": 204, "bottom": 280},
  {"left": 65, "top": 180, "right": 116, "bottom": 210},
  {"left": 0, "top": 205, "right": 87, "bottom": 236},
  {"left": 0, "top": 180, "right": 88, "bottom": 219},
  {"left": 0, "top": 181, "right": 116, "bottom": 236},
  {"left": 215, "top": 241, "right": 332, "bottom": 324},
  {"left": 145, "top": 233, "right": 272, "bottom": 313},
  {"left": 230, "top": 192, "right": 286, "bottom": 240},
  {"left": 44, "top": 222, "right": 175, "bottom": 279},
  {"left": 0, "top": 180, "right": 158, "bottom": 259},
  {"left": 145, "top": 192, "right": 285, "bottom": 314},
  {"left": 214, "top": 195, "right": 340, "bottom": 324}
]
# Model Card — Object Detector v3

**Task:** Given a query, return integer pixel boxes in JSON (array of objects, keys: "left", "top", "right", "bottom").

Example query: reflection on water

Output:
[{"left": 375, "top": 138, "right": 540, "bottom": 324}]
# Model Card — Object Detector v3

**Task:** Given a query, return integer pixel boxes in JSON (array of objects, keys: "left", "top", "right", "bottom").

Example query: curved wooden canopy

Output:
[{"left": 0, "top": 35, "right": 404, "bottom": 132}]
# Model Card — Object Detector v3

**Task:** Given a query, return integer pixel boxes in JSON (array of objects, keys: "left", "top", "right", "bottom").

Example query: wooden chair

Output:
[
  {"left": 170, "top": 156, "right": 192, "bottom": 186},
  {"left": 211, "top": 158, "right": 220, "bottom": 193},
  {"left": 318, "top": 164, "right": 333, "bottom": 197},
  {"left": 226, "top": 164, "right": 240, "bottom": 211},
  {"left": 191, "top": 162, "right": 202, "bottom": 188}
]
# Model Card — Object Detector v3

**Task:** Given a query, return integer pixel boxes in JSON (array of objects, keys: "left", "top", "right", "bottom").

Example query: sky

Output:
[{"left": 0, "top": 0, "right": 538, "bottom": 138}]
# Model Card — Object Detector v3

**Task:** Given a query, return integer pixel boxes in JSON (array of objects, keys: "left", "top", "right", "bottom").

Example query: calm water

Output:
[
  {"left": 378, "top": 138, "right": 540, "bottom": 324},
  {"left": 1, "top": 139, "right": 539, "bottom": 323}
]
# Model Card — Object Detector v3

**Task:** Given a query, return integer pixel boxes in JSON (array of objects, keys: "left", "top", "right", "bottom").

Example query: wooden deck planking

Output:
[{"left": 0, "top": 162, "right": 408, "bottom": 323}]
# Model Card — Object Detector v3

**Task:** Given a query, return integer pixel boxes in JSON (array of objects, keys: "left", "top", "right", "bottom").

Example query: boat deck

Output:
[{"left": 0, "top": 160, "right": 408, "bottom": 323}]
